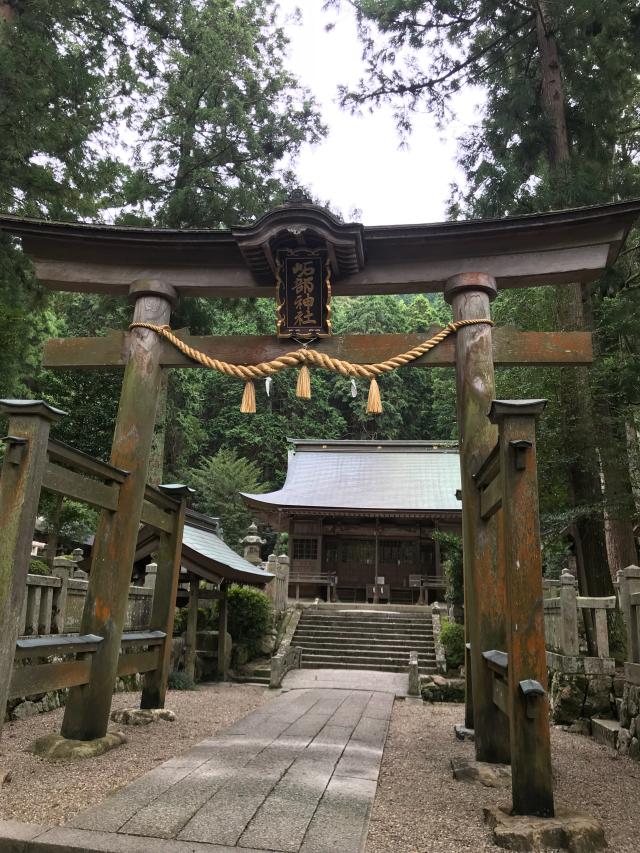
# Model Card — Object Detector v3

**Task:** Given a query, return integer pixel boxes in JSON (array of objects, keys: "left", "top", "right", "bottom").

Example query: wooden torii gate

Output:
[{"left": 1, "top": 198, "right": 638, "bottom": 816}]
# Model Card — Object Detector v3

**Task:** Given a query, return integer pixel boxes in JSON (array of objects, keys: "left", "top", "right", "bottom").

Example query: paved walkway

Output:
[
  {"left": 282, "top": 668, "right": 408, "bottom": 695},
  {"left": 8, "top": 686, "right": 394, "bottom": 853}
]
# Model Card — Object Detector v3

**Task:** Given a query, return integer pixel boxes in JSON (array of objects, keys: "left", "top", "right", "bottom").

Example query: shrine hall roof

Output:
[{"left": 242, "top": 440, "right": 461, "bottom": 516}]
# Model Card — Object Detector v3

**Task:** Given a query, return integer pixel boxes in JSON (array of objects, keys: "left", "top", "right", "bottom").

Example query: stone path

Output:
[
  {"left": 6, "top": 686, "right": 394, "bottom": 853},
  {"left": 281, "top": 668, "right": 408, "bottom": 695}
]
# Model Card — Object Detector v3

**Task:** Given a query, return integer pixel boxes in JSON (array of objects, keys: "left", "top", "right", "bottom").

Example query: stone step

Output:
[
  {"left": 296, "top": 623, "right": 433, "bottom": 637},
  {"left": 294, "top": 639, "right": 435, "bottom": 653},
  {"left": 300, "top": 651, "right": 431, "bottom": 667},
  {"left": 591, "top": 717, "right": 620, "bottom": 750},
  {"left": 300, "top": 613, "right": 433, "bottom": 625},
  {"left": 297, "top": 645, "right": 434, "bottom": 656},
  {"left": 300, "top": 659, "right": 438, "bottom": 674},
  {"left": 231, "top": 674, "right": 270, "bottom": 685}
]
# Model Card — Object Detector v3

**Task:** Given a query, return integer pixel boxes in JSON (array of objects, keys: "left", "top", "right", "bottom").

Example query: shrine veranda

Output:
[{"left": 0, "top": 197, "right": 639, "bottom": 826}]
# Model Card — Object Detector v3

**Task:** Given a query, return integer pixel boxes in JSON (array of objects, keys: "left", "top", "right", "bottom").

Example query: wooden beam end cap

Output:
[{"left": 488, "top": 398, "right": 547, "bottom": 423}]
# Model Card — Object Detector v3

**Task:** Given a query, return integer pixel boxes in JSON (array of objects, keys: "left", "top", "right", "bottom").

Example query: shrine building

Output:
[{"left": 242, "top": 439, "right": 461, "bottom": 604}]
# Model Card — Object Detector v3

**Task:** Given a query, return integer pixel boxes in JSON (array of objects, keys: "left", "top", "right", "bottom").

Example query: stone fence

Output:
[
  {"left": 263, "top": 554, "right": 289, "bottom": 615},
  {"left": 21, "top": 556, "right": 153, "bottom": 638},
  {"left": 616, "top": 565, "right": 640, "bottom": 685},
  {"left": 543, "top": 570, "right": 616, "bottom": 660}
]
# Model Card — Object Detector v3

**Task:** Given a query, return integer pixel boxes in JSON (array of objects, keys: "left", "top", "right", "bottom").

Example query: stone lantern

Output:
[{"left": 241, "top": 521, "right": 266, "bottom": 566}]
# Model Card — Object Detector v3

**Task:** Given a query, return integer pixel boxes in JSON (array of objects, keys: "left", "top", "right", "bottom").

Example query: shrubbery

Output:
[
  {"left": 28, "top": 558, "right": 50, "bottom": 575},
  {"left": 168, "top": 670, "right": 196, "bottom": 690},
  {"left": 440, "top": 619, "right": 465, "bottom": 670},
  {"left": 227, "top": 585, "right": 273, "bottom": 657}
]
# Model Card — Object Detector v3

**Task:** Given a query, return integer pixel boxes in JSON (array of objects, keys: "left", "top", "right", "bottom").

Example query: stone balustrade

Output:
[{"left": 20, "top": 557, "right": 154, "bottom": 638}]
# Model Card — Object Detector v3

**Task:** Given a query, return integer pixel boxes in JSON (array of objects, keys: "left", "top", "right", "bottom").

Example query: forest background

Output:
[{"left": 0, "top": 0, "right": 639, "bottom": 595}]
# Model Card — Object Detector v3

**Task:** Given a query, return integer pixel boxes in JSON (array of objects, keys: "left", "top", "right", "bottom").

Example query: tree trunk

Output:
[
  {"left": 597, "top": 399, "right": 638, "bottom": 576},
  {"left": 535, "top": 2, "right": 613, "bottom": 595}
]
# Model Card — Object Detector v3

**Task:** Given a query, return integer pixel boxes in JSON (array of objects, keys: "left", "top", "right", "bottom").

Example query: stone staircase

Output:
[{"left": 292, "top": 607, "right": 437, "bottom": 674}]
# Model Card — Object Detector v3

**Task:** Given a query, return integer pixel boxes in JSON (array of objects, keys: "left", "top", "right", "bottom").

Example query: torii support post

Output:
[
  {"left": 490, "top": 399, "right": 554, "bottom": 817},
  {"left": 0, "top": 401, "right": 65, "bottom": 741},
  {"left": 217, "top": 582, "right": 229, "bottom": 680},
  {"left": 61, "top": 279, "right": 177, "bottom": 741},
  {"left": 444, "top": 273, "right": 510, "bottom": 763},
  {"left": 141, "top": 484, "right": 192, "bottom": 709},
  {"left": 184, "top": 575, "right": 199, "bottom": 683}
]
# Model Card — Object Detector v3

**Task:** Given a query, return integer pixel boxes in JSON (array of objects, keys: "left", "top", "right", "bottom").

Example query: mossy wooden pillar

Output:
[
  {"left": 62, "top": 279, "right": 177, "bottom": 740},
  {"left": 0, "top": 401, "right": 64, "bottom": 741},
  {"left": 444, "top": 272, "right": 510, "bottom": 764},
  {"left": 184, "top": 576, "right": 199, "bottom": 682},
  {"left": 490, "top": 399, "right": 554, "bottom": 816},
  {"left": 141, "top": 485, "right": 192, "bottom": 709},
  {"left": 218, "top": 582, "right": 229, "bottom": 679}
]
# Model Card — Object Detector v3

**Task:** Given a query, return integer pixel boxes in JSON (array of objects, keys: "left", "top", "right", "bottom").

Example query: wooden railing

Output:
[
  {"left": 0, "top": 400, "right": 191, "bottom": 741},
  {"left": 289, "top": 571, "right": 337, "bottom": 602}
]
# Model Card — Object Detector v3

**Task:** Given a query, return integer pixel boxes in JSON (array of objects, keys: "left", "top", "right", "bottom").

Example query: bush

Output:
[
  {"left": 226, "top": 585, "right": 273, "bottom": 658},
  {"left": 168, "top": 670, "right": 196, "bottom": 690},
  {"left": 28, "top": 558, "right": 50, "bottom": 576},
  {"left": 440, "top": 620, "right": 465, "bottom": 670},
  {"left": 172, "top": 605, "right": 215, "bottom": 636}
]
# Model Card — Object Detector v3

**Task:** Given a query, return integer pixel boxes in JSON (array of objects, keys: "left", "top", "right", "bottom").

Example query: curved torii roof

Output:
[{"left": 0, "top": 198, "right": 638, "bottom": 297}]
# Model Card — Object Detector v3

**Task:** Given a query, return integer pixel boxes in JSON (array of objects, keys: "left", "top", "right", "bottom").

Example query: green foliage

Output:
[
  {"left": 433, "top": 531, "right": 463, "bottom": 608},
  {"left": 226, "top": 584, "right": 273, "bottom": 657},
  {"left": 440, "top": 619, "right": 465, "bottom": 670},
  {"left": 168, "top": 670, "right": 196, "bottom": 690},
  {"left": 38, "top": 495, "right": 98, "bottom": 550},
  {"left": 28, "top": 558, "right": 50, "bottom": 576},
  {"left": 188, "top": 449, "right": 266, "bottom": 552},
  {"left": 608, "top": 610, "right": 628, "bottom": 664},
  {"left": 124, "top": 0, "right": 325, "bottom": 228}
]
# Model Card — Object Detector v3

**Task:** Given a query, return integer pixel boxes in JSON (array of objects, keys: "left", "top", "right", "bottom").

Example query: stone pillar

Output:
[
  {"left": 62, "top": 279, "right": 177, "bottom": 741},
  {"left": 617, "top": 565, "right": 640, "bottom": 663},
  {"left": 559, "top": 570, "right": 579, "bottom": 656},
  {"left": 0, "top": 400, "right": 64, "bottom": 742},
  {"left": 444, "top": 273, "right": 509, "bottom": 763},
  {"left": 144, "top": 562, "right": 158, "bottom": 590},
  {"left": 490, "top": 399, "right": 554, "bottom": 817},
  {"left": 52, "top": 561, "right": 71, "bottom": 634}
]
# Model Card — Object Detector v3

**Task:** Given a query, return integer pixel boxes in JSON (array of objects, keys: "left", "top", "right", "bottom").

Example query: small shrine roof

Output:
[
  {"left": 182, "top": 512, "right": 272, "bottom": 584},
  {"left": 136, "top": 509, "right": 272, "bottom": 585},
  {"left": 242, "top": 440, "right": 461, "bottom": 516}
]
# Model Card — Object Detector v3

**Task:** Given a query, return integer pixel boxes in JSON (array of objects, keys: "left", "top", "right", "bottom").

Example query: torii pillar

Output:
[
  {"left": 444, "top": 272, "right": 510, "bottom": 764},
  {"left": 61, "top": 279, "right": 177, "bottom": 741}
]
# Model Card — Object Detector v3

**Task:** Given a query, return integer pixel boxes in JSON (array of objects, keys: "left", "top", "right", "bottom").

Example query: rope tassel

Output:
[
  {"left": 129, "top": 319, "right": 494, "bottom": 418},
  {"left": 296, "top": 365, "right": 311, "bottom": 400},
  {"left": 240, "top": 380, "right": 256, "bottom": 413},
  {"left": 367, "top": 378, "right": 382, "bottom": 415}
]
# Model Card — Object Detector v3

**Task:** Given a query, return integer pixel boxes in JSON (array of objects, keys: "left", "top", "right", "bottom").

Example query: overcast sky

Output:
[{"left": 278, "top": 2, "right": 483, "bottom": 226}]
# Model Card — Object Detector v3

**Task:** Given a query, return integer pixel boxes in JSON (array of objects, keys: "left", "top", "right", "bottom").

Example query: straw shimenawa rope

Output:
[{"left": 129, "top": 318, "right": 494, "bottom": 414}]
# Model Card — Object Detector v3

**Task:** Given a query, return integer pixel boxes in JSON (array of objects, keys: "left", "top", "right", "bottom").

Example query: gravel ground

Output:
[
  {"left": 2, "top": 689, "right": 639, "bottom": 850},
  {"left": 0, "top": 683, "right": 270, "bottom": 827},
  {"left": 366, "top": 699, "right": 640, "bottom": 853}
]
